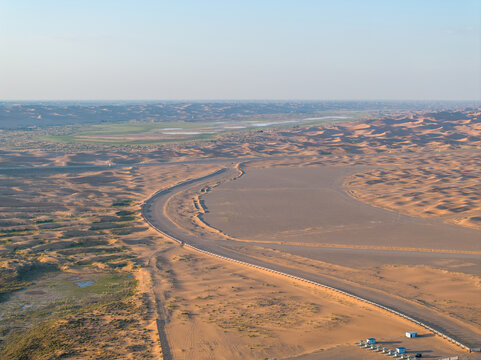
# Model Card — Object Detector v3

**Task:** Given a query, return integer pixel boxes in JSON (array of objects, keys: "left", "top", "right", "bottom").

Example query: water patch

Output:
[
  {"left": 249, "top": 116, "right": 351, "bottom": 128},
  {"left": 252, "top": 120, "right": 297, "bottom": 127},
  {"left": 76, "top": 280, "right": 95, "bottom": 288},
  {"left": 162, "top": 131, "right": 202, "bottom": 135},
  {"left": 252, "top": 122, "right": 278, "bottom": 127},
  {"left": 68, "top": 276, "right": 80, "bottom": 281},
  {"left": 163, "top": 131, "right": 218, "bottom": 135},
  {"left": 302, "top": 116, "right": 350, "bottom": 121}
]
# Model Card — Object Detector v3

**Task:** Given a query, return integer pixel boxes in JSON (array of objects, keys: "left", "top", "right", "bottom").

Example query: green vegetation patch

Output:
[
  {"left": 0, "top": 261, "right": 59, "bottom": 300},
  {"left": 112, "top": 200, "right": 134, "bottom": 207},
  {"left": 0, "top": 273, "right": 138, "bottom": 359},
  {"left": 42, "top": 120, "right": 217, "bottom": 145},
  {"left": 74, "top": 121, "right": 203, "bottom": 136}
]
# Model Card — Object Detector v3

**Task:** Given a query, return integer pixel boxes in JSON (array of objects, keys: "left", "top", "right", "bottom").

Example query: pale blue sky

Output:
[{"left": 1, "top": 0, "right": 480, "bottom": 100}]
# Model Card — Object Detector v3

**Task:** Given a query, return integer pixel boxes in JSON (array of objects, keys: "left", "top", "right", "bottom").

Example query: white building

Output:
[{"left": 406, "top": 331, "right": 418, "bottom": 338}]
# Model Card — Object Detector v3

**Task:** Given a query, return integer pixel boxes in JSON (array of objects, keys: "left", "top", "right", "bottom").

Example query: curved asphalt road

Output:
[{"left": 142, "top": 166, "right": 481, "bottom": 350}]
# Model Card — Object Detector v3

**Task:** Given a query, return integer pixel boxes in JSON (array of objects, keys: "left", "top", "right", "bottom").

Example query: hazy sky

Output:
[{"left": 1, "top": 0, "right": 480, "bottom": 100}]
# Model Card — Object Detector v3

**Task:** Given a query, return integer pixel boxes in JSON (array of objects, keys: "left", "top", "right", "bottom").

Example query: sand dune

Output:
[
  {"left": 345, "top": 151, "right": 481, "bottom": 229},
  {"left": 1, "top": 107, "right": 480, "bottom": 358},
  {"left": 1, "top": 108, "right": 480, "bottom": 168}
]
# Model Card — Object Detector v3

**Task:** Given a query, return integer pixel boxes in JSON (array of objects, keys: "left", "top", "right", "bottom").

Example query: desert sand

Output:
[
  {"left": 1, "top": 108, "right": 480, "bottom": 359},
  {"left": 0, "top": 162, "right": 224, "bottom": 358},
  {"left": 202, "top": 166, "right": 480, "bottom": 251},
  {"left": 2, "top": 153, "right": 479, "bottom": 359},
  {"left": 136, "top": 238, "right": 465, "bottom": 360},
  {"left": 140, "top": 157, "right": 480, "bottom": 357},
  {"left": 345, "top": 152, "right": 481, "bottom": 230}
]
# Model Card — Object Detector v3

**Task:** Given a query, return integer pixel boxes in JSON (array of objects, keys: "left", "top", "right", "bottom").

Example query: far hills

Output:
[{"left": 0, "top": 100, "right": 476, "bottom": 129}]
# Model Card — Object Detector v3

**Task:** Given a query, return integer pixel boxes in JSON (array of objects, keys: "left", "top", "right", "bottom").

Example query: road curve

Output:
[{"left": 142, "top": 166, "right": 480, "bottom": 351}]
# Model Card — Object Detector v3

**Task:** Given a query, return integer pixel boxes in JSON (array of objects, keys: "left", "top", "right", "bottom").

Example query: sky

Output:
[{"left": 0, "top": 0, "right": 480, "bottom": 100}]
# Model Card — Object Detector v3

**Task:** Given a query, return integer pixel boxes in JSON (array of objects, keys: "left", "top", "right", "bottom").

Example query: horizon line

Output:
[{"left": 1, "top": 99, "right": 480, "bottom": 103}]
